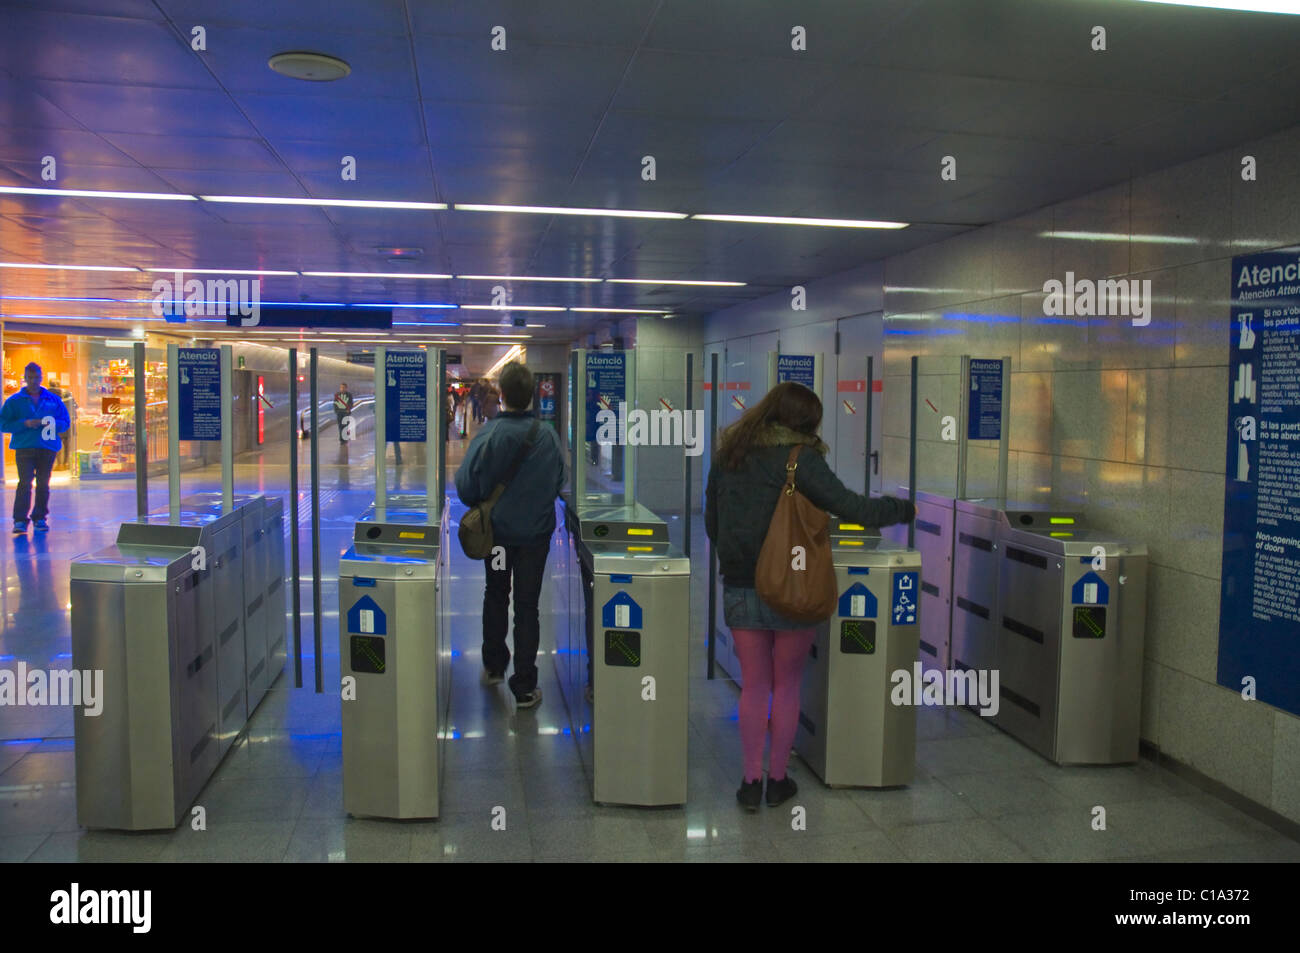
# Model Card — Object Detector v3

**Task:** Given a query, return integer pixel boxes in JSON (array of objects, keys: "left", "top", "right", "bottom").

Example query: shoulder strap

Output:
[{"left": 782, "top": 445, "right": 801, "bottom": 496}]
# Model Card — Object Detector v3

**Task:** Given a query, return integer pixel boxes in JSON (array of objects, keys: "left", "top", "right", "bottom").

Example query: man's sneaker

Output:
[
  {"left": 33, "top": 520, "right": 48, "bottom": 532},
  {"left": 481, "top": 669, "right": 504, "bottom": 686},
  {"left": 736, "top": 779, "right": 762, "bottom": 813},
  {"left": 514, "top": 688, "right": 542, "bottom": 709},
  {"left": 13, "top": 520, "right": 27, "bottom": 533},
  {"left": 766, "top": 774, "right": 797, "bottom": 808}
]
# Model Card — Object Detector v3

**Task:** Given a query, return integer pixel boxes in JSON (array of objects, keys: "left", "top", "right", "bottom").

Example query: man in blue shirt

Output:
[
  {"left": 454, "top": 363, "right": 564, "bottom": 709},
  {"left": 2, "top": 362, "right": 71, "bottom": 533}
]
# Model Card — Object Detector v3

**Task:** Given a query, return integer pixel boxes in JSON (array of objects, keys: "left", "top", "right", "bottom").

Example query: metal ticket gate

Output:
[
  {"left": 562, "top": 498, "right": 689, "bottom": 806},
  {"left": 338, "top": 500, "right": 450, "bottom": 819},
  {"left": 70, "top": 522, "right": 220, "bottom": 830},
  {"left": 795, "top": 522, "right": 922, "bottom": 787},
  {"left": 983, "top": 502, "right": 1149, "bottom": 764}
]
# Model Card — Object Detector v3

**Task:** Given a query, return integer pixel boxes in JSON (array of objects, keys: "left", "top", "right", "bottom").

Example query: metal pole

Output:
[
  {"left": 437, "top": 348, "right": 447, "bottom": 518},
  {"left": 864, "top": 355, "right": 874, "bottom": 497},
  {"left": 908, "top": 355, "right": 918, "bottom": 549},
  {"left": 623, "top": 349, "right": 635, "bottom": 504},
  {"left": 574, "top": 349, "right": 586, "bottom": 504},
  {"left": 956, "top": 354, "right": 970, "bottom": 501},
  {"left": 167, "top": 342, "right": 180, "bottom": 522},
  {"left": 220, "top": 345, "right": 233, "bottom": 511},
  {"left": 997, "top": 354, "right": 1011, "bottom": 501},
  {"left": 374, "top": 347, "right": 387, "bottom": 521},
  {"left": 133, "top": 342, "right": 147, "bottom": 517},
  {"left": 289, "top": 348, "right": 302, "bottom": 689},
  {"left": 310, "top": 348, "right": 322, "bottom": 693},
  {"left": 707, "top": 350, "right": 719, "bottom": 680},
  {"left": 683, "top": 352, "right": 693, "bottom": 558}
]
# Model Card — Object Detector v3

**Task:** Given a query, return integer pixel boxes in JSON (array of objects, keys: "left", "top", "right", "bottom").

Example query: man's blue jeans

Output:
[{"left": 14, "top": 447, "right": 56, "bottom": 522}]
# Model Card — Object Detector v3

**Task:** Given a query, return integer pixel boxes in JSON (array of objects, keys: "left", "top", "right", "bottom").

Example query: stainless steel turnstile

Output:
[
  {"left": 70, "top": 527, "right": 219, "bottom": 830},
  {"left": 561, "top": 496, "right": 689, "bottom": 806},
  {"left": 979, "top": 501, "right": 1148, "bottom": 764},
  {"left": 338, "top": 498, "right": 450, "bottom": 819},
  {"left": 795, "top": 522, "right": 922, "bottom": 787},
  {"left": 70, "top": 496, "right": 288, "bottom": 830}
]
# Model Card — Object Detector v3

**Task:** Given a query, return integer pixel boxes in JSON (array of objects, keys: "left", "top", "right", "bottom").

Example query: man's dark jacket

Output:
[
  {"left": 455, "top": 410, "right": 565, "bottom": 545},
  {"left": 705, "top": 423, "right": 914, "bottom": 587}
]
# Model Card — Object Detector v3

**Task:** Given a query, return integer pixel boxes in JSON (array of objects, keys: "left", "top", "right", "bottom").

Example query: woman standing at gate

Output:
[{"left": 705, "top": 382, "right": 914, "bottom": 811}]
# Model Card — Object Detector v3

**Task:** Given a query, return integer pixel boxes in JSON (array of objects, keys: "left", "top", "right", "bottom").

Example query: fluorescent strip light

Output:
[
  {"left": 1132, "top": 0, "right": 1300, "bottom": 12},
  {"left": 0, "top": 262, "right": 139, "bottom": 272},
  {"left": 200, "top": 195, "right": 446, "bottom": 210},
  {"left": 605, "top": 278, "right": 746, "bottom": 287},
  {"left": 353, "top": 302, "right": 457, "bottom": 309},
  {"left": 1038, "top": 230, "right": 1199, "bottom": 245},
  {"left": 301, "top": 271, "right": 452, "bottom": 279},
  {"left": 570, "top": 307, "right": 671, "bottom": 314},
  {"left": 104, "top": 339, "right": 141, "bottom": 347},
  {"left": 456, "top": 275, "right": 600, "bottom": 283},
  {"left": 145, "top": 267, "right": 298, "bottom": 276},
  {"left": 455, "top": 203, "right": 686, "bottom": 220},
  {"left": 460, "top": 304, "right": 565, "bottom": 311},
  {"left": 0, "top": 185, "right": 196, "bottom": 201},
  {"left": 691, "top": 213, "right": 908, "bottom": 229}
]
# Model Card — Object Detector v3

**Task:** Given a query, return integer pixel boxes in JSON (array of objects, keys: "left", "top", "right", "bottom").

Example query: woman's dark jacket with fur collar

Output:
[{"left": 705, "top": 423, "right": 914, "bottom": 587}]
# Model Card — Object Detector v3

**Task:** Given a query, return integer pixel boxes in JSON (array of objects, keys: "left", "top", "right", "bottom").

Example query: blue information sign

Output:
[
  {"left": 891, "top": 571, "right": 918, "bottom": 625},
  {"left": 967, "top": 359, "right": 1003, "bottom": 440},
  {"left": 776, "top": 354, "right": 816, "bottom": 390},
  {"left": 1218, "top": 250, "right": 1300, "bottom": 717},
  {"left": 177, "top": 347, "right": 222, "bottom": 441},
  {"left": 585, "top": 352, "right": 626, "bottom": 441},
  {"left": 384, "top": 351, "right": 427, "bottom": 443}
]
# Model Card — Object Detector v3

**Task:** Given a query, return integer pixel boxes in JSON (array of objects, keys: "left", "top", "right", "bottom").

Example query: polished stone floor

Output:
[{"left": 1, "top": 436, "right": 1297, "bottom": 863}]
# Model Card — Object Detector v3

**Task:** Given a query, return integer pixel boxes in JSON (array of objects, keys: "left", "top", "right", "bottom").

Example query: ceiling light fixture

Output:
[
  {"left": 456, "top": 275, "right": 601, "bottom": 283},
  {"left": 145, "top": 267, "right": 299, "bottom": 276},
  {"left": 268, "top": 51, "right": 353, "bottom": 81},
  {"left": 301, "top": 271, "right": 453, "bottom": 279},
  {"left": 570, "top": 307, "right": 672, "bottom": 314},
  {"left": 0, "top": 262, "right": 139, "bottom": 272},
  {"left": 0, "top": 185, "right": 196, "bottom": 201},
  {"left": 605, "top": 278, "right": 746, "bottom": 287},
  {"left": 1131, "top": 0, "right": 1300, "bottom": 12},
  {"left": 454, "top": 203, "right": 686, "bottom": 220},
  {"left": 691, "top": 213, "right": 908, "bottom": 229},
  {"left": 201, "top": 196, "right": 445, "bottom": 210},
  {"left": 460, "top": 304, "right": 565, "bottom": 311}
]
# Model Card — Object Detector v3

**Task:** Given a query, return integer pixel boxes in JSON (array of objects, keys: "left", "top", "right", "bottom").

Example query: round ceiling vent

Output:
[{"left": 268, "top": 52, "right": 351, "bottom": 82}]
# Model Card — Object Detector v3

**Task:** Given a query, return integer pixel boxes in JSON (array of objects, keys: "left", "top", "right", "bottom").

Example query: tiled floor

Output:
[{"left": 2, "top": 438, "right": 1298, "bottom": 863}]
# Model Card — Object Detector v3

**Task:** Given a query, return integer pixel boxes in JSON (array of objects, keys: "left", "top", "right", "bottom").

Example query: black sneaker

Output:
[
  {"left": 12, "top": 520, "right": 27, "bottom": 534},
  {"left": 766, "top": 775, "right": 798, "bottom": 808},
  {"left": 514, "top": 688, "right": 542, "bottom": 709},
  {"left": 736, "top": 779, "right": 762, "bottom": 812},
  {"left": 481, "top": 669, "right": 504, "bottom": 686}
]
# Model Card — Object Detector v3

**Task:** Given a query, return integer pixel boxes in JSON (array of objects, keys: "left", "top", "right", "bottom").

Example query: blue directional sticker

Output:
[
  {"left": 891, "top": 572, "right": 918, "bottom": 625},
  {"left": 837, "top": 582, "right": 878, "bottom": 619},
  {"left": 347, "top": 595, "right": 387, "bottom": 635},
  {"left": 601, "top": 591, "right": 642, "bottom": 629},
  {"left": 1070, "top": 571, "right": 1110, "bottom": 606}
]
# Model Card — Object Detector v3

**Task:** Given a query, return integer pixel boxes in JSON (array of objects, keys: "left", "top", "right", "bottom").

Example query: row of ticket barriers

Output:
[{"left": 66, "top": 345, "right": 1148, "bottom": 829}]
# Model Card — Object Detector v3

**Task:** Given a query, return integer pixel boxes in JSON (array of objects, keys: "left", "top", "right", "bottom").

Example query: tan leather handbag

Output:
[{"left": 755, "top": 446, "right": 838, "bottom": 623}]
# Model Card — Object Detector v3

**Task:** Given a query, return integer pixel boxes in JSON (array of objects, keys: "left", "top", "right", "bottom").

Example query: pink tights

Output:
[{"left": 732, "top": 627, "right": 817, "bottom": 783}]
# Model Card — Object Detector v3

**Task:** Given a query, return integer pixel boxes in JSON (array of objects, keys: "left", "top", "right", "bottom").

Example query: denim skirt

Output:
[{"left": 722, "top": 585, "right": 815, "bottom": 631}]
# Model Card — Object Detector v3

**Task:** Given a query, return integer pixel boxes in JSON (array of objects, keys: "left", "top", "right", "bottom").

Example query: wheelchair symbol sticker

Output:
[{"left": 892, "top": 572, "right": 918, "bottom": 625}]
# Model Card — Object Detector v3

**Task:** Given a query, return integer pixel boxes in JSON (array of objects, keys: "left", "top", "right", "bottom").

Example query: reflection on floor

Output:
[{"left": 1, "top": 440, "right": 1298, "bottom": 862}]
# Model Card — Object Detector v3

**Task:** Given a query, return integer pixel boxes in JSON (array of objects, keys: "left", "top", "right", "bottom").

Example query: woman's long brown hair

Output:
[{"left": 715, "top": 381, "right": 823, "bottom": 470}]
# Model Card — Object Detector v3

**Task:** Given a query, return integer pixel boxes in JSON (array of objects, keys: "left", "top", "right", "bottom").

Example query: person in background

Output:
[
  {"left": 482, "top": 384, "right": 500, "bottom": 421},
  {"left": 455, "top": 363, "right": 564, "bottom": 709},
  {"left": 2, "top": 362, "right": 71, "bottom": 533},
  {"left": 705, "top": 381, "right": 915, "bottom": 812},
  {"left": 333, "top": 382, "right": 354, "bottom": 444}
]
